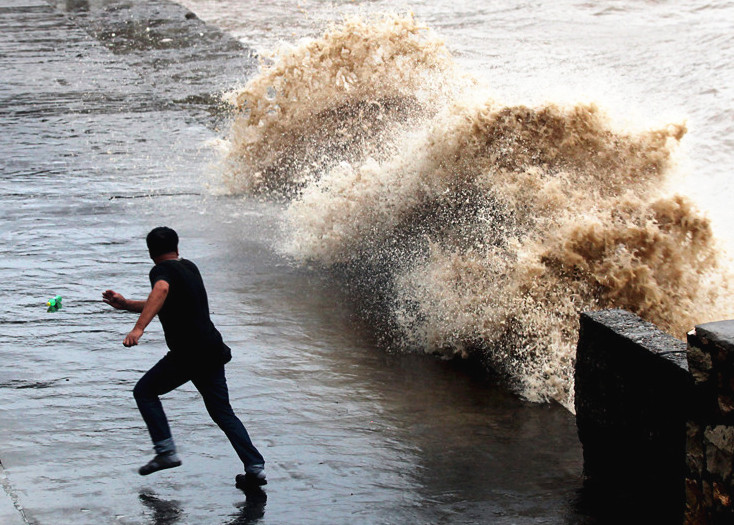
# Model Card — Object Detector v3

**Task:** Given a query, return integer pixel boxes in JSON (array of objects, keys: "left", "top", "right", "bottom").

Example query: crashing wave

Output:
[{"left": 222, "top": 13, "right": 732, "bottom": 409}]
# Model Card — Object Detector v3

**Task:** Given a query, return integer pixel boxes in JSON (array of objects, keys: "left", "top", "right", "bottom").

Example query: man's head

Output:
[{"left": 146, "top": 226, "right": 179, "bottom": 259}]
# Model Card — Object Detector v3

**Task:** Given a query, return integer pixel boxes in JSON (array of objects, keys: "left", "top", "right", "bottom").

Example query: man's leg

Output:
[
  {"left": 192, "top": 365, "right": 266, "bottom": 484},
  {"left": 133, "top": 355, "right": 190, "bottom": 474}
]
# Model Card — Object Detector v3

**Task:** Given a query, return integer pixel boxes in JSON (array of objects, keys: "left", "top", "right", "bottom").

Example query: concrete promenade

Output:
[{"left": 1, "top": 1, "right": 254, "bottom": 522}]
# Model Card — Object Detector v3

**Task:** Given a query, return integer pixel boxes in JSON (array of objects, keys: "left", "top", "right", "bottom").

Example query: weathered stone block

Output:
[
  {"left": 703, "top": 480, "right": 714, "bottom": 509},
  {"left": 686, "top": 478, "right": 706, "bottom": 525},
  {"left": 687, "top": 320, "right": 734, "bottom": 524},
  {"left": 713, "top": 481, "right": 732, "bottom": 509},
  {"left": 695, "top": 320, "right": 734, "bottom": 352},
  {"left": 704, "top": 426, "right": 734, "bottom": 482},
  {"left": 688, "top": 422, "right": 705, "bottom": 475},
  {"left": 718, "top": 394, "right": 734, "bottom": 417},
  {"left": 687, "top": 344, "right": 712, "bottom": 385}
]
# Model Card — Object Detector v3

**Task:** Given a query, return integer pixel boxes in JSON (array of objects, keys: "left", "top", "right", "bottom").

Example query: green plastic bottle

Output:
[{"left": 47, "top": 295, "right": 62, "bottom": 312}]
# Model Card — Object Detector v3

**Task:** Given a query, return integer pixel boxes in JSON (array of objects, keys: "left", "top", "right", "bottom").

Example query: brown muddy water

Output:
[{"left": 1, "top": 0, "right": 633, "bottom": 523}]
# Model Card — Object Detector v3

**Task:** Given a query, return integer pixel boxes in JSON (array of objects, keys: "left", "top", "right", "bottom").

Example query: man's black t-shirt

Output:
[{"left": 149, "top": 258, "right": 231, "bottom": 364}]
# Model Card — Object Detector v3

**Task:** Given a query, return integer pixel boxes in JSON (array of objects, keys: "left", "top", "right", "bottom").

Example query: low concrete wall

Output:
[
  {"left": 575, "top": 311, "right": 734, "bottom": 523},
  {"left": 686, "top": 320, "right": 734, "bottom": 524},
  {"left": 575, "top": 309, "right": 691, "bottom": 521}
]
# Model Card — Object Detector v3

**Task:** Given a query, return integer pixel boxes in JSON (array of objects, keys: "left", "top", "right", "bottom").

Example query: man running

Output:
[{"left": 103, "top": 226, "right": 266, "bottom": 488}]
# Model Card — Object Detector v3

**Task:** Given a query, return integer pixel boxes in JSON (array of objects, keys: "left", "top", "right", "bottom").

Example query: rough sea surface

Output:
[{"left": 2, "top": 0, "right": 732, "bottom": 523}]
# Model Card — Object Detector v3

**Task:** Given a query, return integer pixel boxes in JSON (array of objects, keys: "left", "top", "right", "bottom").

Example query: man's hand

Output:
[
  {"left": 103, "top": 290, "right": 128, "bottom": 310},
  {"left": 123, "top": 327, "right": 144, "bottom": 347}
]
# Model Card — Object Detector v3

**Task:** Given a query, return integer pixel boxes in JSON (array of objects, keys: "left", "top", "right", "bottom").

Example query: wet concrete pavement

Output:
[
  {"left": 1, "top": 1, "right": 259, "bottom": 522},
  {"left": 0, "top": 0, "right": 590, "bottom": 523}
]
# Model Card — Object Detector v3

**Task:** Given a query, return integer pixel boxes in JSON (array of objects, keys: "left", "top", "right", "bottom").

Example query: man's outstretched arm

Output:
[
  {"left": 122, "top": 280, "right": 169, "bottom": 347},
  {"left": 103, "top": 290, "right": 146, "bottom": 313}
]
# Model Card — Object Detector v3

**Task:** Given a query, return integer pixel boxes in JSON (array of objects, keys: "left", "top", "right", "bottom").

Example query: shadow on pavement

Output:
[{"left": 139, "top": 487, "right": 267, "bottom": 525}]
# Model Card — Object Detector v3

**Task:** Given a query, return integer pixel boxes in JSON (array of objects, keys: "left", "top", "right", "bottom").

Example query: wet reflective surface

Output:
[{"left": 0, "top": 0, "right": 593, "bottom": 523}]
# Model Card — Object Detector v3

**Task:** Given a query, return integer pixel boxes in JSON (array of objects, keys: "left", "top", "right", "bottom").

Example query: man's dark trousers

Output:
[{"left": 133, "top": 354, "right": 265, "bottom": 471}]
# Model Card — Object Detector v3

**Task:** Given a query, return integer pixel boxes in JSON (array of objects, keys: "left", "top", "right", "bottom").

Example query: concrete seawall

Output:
[
  {"left": 575, "top": 310, "right": 734, "bottom": 524},
  {"left": 575, "top": 309, "right": 691, "bottom": 522}
]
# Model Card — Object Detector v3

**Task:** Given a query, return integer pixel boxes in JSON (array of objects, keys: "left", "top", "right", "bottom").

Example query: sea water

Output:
[
  {"left": 1, "top": 0, "right": 732, "bottom": 523},
  {"left": 178, "top": 0, "right": 734, "bottom": 408}
]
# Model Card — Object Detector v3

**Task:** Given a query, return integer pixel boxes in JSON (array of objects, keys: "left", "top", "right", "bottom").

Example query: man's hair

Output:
[{"left": 146, "top": 227, "right": 179, "bottom": 258}]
